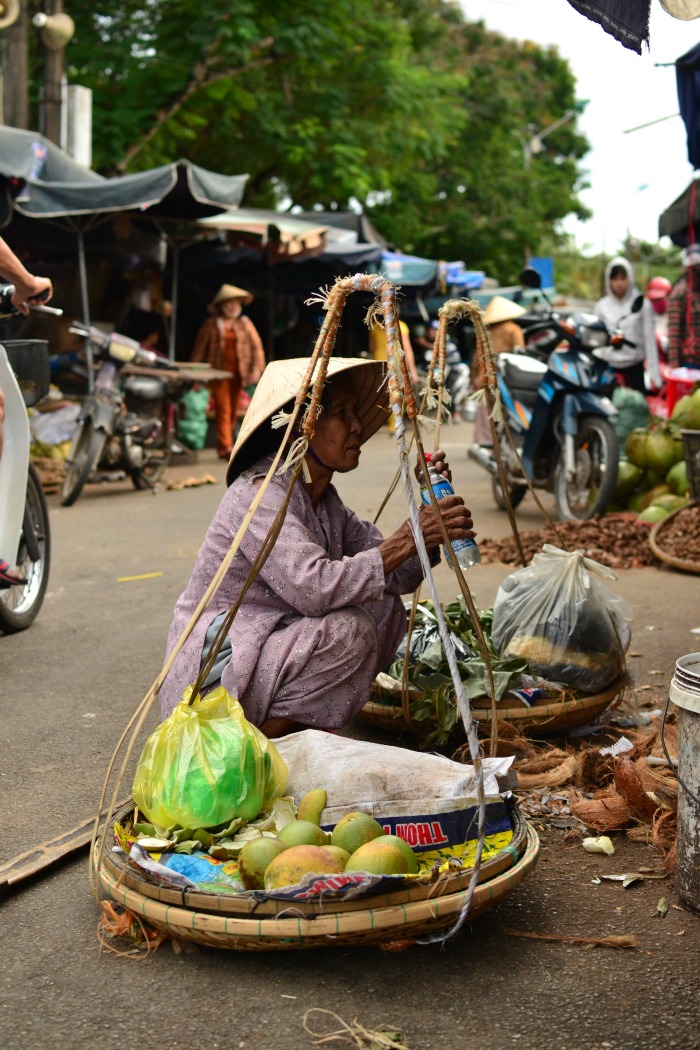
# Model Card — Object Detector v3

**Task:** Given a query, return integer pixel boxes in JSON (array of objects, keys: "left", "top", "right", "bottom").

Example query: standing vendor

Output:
[
  {"left": 472, "top": 296, "right": 526, "bottom": 447},
  {"left": 159, "top": 357, "right": 473, "bottom": 737},
  {"left": 191, "top": 284, "right": 266, "bottom": 460}
]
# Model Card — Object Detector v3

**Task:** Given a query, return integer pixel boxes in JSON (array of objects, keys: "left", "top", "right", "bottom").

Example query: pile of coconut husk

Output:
[
  {"left": 502, "top": 714, "right": 679, "bottom": 870},
  {"left": 479, "top": 513, "right": 660, "bottom": 570}
]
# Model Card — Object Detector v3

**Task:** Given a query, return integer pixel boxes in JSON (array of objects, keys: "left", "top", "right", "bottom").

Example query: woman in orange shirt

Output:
[{"left": 192, "top": 284, "right": 266, "bottom": 459}]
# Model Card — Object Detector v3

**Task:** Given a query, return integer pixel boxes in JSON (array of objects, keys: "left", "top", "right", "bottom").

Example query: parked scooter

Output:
[
  {"left": 0, "top": 286, "right": 55, "bottom": 632},
  {"left": 61, "top": 323, "right": 181, "bottom": 506},
  {"left": 468, "top": 267, "right": 641, "bottom": 521}
]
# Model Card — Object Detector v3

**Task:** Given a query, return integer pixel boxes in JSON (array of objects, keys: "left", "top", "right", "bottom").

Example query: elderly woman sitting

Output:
[{"left": 159, "top": 357, "right": 473, "bottom": 737}]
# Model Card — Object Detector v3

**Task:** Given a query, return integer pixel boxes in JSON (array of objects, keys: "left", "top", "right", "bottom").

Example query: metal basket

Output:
[
  {"left": 3, "top": 339, "right": 51, "bottom": 407},
  {"left": 681, "top": 429, "right": 700, "bottom": 502}
]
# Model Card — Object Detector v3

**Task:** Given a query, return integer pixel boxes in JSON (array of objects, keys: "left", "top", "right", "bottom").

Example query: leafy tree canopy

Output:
[{"left": 54, "top": 0, "right": 590, "bottom": 282}]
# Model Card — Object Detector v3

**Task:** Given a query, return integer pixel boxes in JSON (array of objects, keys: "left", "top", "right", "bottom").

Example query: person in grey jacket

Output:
[{"left": 594, "top": 256, "right": 661, "bottom": 395}]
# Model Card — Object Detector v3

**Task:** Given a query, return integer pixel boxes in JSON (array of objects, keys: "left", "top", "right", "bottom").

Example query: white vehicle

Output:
[{"left": 0, "top": 292, "right": 52, "bottom": 631}]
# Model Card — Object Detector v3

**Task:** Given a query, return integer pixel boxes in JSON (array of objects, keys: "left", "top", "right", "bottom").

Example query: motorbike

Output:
[
  {"left": 468, "top": 267, "right": 642, "bottom": 521},
  {"left": 61, "top": 323, "right": 181, "bottom": 506},
  {"left": 0, "top": 285, "right": 56, "bottom": 632}
]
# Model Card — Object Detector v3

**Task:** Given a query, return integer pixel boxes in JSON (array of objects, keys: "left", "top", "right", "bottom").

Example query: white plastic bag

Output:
[{"left": 491, "top": 545, "right": 632, "bottom": 694}]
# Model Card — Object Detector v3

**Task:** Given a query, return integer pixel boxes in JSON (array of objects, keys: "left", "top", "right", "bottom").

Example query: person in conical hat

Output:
[
  {"left": 159, "top": 357, "right": 474, "bottom": 737},
  {"left": 191, "top": 283, "right": 265, "bottom": 460},
  {"left": 471, "top": 296, "right": 527, "bottom": 446}
]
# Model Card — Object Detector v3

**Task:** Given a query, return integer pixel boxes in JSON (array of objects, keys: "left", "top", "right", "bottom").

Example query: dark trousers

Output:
[{"left": 613, "top": 362, "right": 646, "bottom": 396}]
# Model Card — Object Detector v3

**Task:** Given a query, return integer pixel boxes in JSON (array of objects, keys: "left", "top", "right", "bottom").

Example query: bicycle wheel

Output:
[
  {"left": 61, "top": 423, "right": 105, "bottom": 506},
  {"left": 0, "top": 464, "right": 51, "bottom": 633}
]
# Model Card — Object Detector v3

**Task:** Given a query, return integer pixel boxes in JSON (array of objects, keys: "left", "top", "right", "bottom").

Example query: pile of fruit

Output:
[
  {"left": 238, "top": 790, "right": 419, "bottom": 891},
  {"left": 613, "top": 388, "right": 700, "bottom": 524}
]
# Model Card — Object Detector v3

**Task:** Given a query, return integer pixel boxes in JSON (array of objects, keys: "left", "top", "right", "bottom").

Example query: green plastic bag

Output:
[{"left": 132, "top": 686, "right": 288, "bottom": 830}]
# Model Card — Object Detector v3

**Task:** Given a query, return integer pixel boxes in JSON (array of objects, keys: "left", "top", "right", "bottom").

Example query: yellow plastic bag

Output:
[{"left": 132, "top": 686, "right": 288, "bottom": 830}]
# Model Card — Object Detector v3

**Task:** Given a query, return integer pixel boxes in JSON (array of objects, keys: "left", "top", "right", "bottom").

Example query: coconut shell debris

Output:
[
  {"left": 479, "top": 513, "right": 660, "bottom": 570},
  {"left": 511, "top": 714, "right": 679, "bottom": 865}
]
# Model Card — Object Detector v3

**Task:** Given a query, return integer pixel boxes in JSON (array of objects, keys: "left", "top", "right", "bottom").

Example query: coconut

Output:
[
  {"left": 615, "top": 460, "right": 644, "bottom": 500},
  {"left": 637, "top": 505, "right": 671, "bottom": 524},
  {"left": 688, "top": 387, "right": 700, "bottom": 430},
  {"left": 670, "top": 394, "right": 694, "bottom": 428},
  {"left": 627, "top": 491, "right": 647, "bottom": 513},
  {"left": 645, "top": 466, "right": 666, "bottom": 489},
  {"left": 646, "top": 427, "right": 684, "bottom": 476},
  {"left": 666, "top": 459, "right": 690, "bottom": 497},
  {"left": 625, "top": 427, "right": 650, "bottom": 468},
  {"left": 641, "top": 483, "right": 671, "bottom": 510},
  {"left": 649, "top": 493, "right": 687, "bottom": 513}
]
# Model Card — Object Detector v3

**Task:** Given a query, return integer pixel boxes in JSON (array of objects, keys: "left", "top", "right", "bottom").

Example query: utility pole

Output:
[
  {"left": 41, "top": 0, "right": 64, "bottom": 143},
  {"left": 1, "top": 0, "right": 28, "bottom": 128}
]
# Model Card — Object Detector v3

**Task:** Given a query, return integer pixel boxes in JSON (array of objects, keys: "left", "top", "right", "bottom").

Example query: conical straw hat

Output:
[
  {"left": 482, "top": 295, "right": 526, "bottom": 326},
  {"left": 208, "top": 283, "right": 253, "bottom": 311},
  {"left": 227, "top": 357, "right": 389, "bottom": 484}
]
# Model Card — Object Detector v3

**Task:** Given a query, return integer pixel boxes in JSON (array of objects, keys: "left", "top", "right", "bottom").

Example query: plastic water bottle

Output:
[{"left": 419, "top": 453, "right": 480, "bottom": 571}]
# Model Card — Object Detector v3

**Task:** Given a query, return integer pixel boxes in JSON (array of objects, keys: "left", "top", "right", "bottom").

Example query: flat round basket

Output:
[
  {"left": 649, "top": 501, "right": 700, "bottom": 575},
  {"left": 359, "top": 680, "right": 623, "bottom": 738},
  {"left": 98, "top": 800, "right": 528, "bottom": 920},
  {"left": 98, "top": 824, "right": 540, "bottom": 951}
]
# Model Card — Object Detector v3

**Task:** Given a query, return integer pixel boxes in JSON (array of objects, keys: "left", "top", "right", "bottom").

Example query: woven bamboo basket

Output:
[
  {"left": 649, "top": 501, "right": 700, "bottom": 575},
  {"left": 98, "top": 824, "right": 539, "bottom": 951},
  {"left": 100, "top": 800, "right": 528, "bottom": 920},
  {"left": 359, "top": 679, "right": 623, "bottom": 738}
]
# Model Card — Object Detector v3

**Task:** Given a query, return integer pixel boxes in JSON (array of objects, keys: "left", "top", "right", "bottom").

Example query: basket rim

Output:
[
  {"left": 99, "top": 800, "right": 528, "bottom": 918},
  {"left": 649, "top": 500, "right": 700, "bottom": 575},
  {"left": 361, "top": 679, "right": 623, "bottom": 732},
  {"left": 97, "top": 824, "right": 540, "bottom": 949}
]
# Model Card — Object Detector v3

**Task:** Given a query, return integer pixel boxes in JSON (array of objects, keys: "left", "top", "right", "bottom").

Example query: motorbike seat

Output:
[
  {"left": 500, "top": 353, "right": 547, "bottom": 396},
  {"left": 123, "top": 375, "right": 166, "bottom": 401}
]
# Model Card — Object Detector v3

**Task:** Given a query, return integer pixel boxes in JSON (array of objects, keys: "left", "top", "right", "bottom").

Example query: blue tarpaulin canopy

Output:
[{"left": 381, "top": 250, "right": 437, "bottom": 287}]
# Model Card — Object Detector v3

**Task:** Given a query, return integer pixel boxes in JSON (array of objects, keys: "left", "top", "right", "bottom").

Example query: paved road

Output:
[{"left": 2, "top": 419, "right": 699, "bottom": 1049}]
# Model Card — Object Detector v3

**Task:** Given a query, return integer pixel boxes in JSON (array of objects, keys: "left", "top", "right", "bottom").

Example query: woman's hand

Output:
[
  {"left": 416, "top": 494, "right": 473, "bottom": 549},
  {"left": 378, "top": 494, "right": 474, "bottom": 575},
  {"left": 414, "top": 448, "right": 452, "bottom": 484}
]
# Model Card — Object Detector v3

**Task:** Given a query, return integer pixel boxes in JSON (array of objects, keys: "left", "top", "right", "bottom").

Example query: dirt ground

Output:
[{"left": 2, "top": 419, "right": 700, "bottom": 1049}]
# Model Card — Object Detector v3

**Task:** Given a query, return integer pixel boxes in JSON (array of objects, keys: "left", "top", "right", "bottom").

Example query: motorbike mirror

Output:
[
  {"left": 519, "top": 266, "right": 542, "bottom": 290},
  {"left": 631, "top": 294, "right": 644, "bottom": 314}
]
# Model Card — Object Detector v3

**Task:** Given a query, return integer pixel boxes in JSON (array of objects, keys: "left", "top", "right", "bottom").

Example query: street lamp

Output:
[
  {"left": 33, "top": 5, "right": 75, "bottom": 145},
  {"left": 521, "top": 109, "right": 578, "bottom": 169}
]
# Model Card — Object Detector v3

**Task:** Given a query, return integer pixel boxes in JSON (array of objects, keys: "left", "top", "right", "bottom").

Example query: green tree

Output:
[
  {"left": 368, "top": 19, "right": 591, "bottom": 282},
  {"left": 56, "top": 0, "right": 589, "bottom": 281}
]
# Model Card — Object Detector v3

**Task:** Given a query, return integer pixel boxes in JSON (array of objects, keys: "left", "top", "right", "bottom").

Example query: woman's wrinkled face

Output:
[{"left": 310, "top": 374, "right": 363, "bottom": 473}]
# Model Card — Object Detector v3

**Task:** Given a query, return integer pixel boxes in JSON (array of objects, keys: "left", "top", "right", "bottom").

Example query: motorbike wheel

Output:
[
  {"left": 61, "top": 423, "right": 105, "bottom": 507},
  {"left": 490, "top": 427, "right": 528, "bottom": 511},
  {"left": 492, "top": 474, "right": 527, "bottom": 511},
  {"left": 554, "top": 415, "right": 619, "bottom": 521},
  {"left": 0, "top": 465, "right": 51, "bottom": 633}
]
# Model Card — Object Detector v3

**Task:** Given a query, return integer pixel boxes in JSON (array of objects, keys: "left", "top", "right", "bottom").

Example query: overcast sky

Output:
[{"left": 460, "top": 0, "right": 696, "bottom": 255}]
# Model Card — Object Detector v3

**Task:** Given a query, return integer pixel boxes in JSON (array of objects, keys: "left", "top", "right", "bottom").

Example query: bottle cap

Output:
[{"left": 424, "top": 452, "right": 432, "bottom": 463}]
